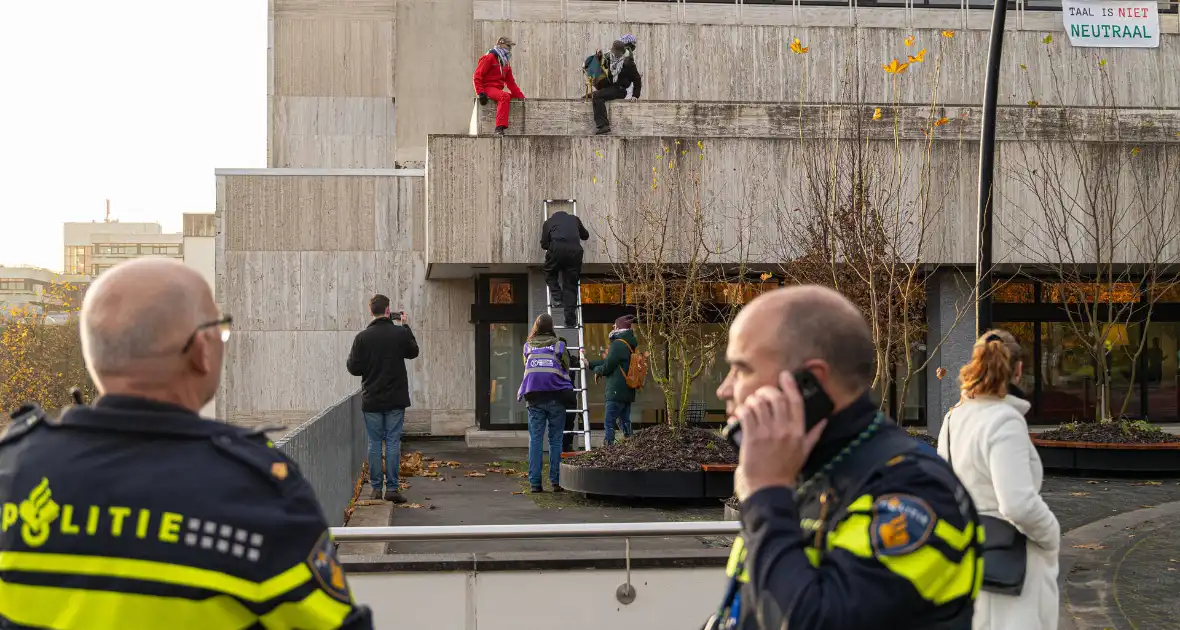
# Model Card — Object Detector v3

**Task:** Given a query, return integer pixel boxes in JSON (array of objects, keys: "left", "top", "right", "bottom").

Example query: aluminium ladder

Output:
[{"left": 542, "top": 198, "right": 592, "bottom": 452}]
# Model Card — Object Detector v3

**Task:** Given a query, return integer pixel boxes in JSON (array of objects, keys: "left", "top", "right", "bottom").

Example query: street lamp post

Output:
[{"left": 975, "top": 0, "right": 1009, "bottom": 335}]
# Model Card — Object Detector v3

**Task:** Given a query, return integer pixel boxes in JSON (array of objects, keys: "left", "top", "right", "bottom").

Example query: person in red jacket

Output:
[{"left": 474, "top": 36, "right": 526, "bottom": 137}]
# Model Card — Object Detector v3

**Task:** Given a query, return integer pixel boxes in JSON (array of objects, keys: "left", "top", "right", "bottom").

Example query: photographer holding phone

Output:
[{"left": 707, "top": 286, "right": 982, "bottom": 630}]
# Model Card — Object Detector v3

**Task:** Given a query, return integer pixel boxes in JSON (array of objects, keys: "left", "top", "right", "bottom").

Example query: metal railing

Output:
[
  {"left": 330, "top": 521, "right": 740, "bottom": 542},
  {"left": 276, "top": 390, "right": 366, "bottom": 528}
]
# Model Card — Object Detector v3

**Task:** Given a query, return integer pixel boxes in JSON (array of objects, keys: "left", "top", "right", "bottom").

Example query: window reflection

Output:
[{"left": 488, "top": 323, "right": 528, "bottom": 425}]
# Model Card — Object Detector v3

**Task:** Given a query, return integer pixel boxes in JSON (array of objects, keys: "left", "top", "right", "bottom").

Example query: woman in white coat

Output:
[{"left": 938, "top": 330, "right": 1060, "bottom": 630}]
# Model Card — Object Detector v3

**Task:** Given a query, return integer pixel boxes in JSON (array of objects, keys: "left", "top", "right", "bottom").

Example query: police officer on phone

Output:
[{"left": 708, "top": 286, "right": 981, "bottom": 630}]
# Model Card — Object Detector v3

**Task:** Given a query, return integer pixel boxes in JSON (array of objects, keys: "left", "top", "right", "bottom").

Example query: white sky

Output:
[{"left": 0, "top": 0, "right": 266, "bottom": 271}]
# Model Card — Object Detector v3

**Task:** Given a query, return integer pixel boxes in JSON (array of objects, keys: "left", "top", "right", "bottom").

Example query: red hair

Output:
[{"left": 959, "top": 329, "right": 1022, "bottom": 399}]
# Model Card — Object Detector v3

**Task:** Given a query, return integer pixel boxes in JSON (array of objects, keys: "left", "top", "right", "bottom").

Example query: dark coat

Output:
[
  {"left": 346, "top": 318, "right": 420, "bottom": 412},
  {"left": 541, "top": 211, "right": 589, "bottom": 252},
  {"left": 611, "top": 57, "right": 643, "bottom": 98},
  {"left": 589, "top": 329, "right": 639, "bottom": 403}
]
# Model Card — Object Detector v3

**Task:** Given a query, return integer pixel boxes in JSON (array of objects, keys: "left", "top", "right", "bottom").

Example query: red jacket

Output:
[{"left": 473, "top": 51, "right": 525, "bottom": 98}]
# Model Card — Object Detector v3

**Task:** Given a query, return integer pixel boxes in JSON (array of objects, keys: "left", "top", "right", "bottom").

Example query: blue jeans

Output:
[
  {"left": 604, "top": 401, "right": 633, "bottom": 445},
  {"left": 527, "top": 400, "right": 565, "bottom": 488},
  {"left": 363, "top": 409, "right": 405, "bottom": 491}
]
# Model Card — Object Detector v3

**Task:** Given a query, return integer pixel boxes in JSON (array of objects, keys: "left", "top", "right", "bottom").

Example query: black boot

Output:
[
  {"left": 494, "top": 126, "right": 507, "bottom": 137},
  {"left": 594, "top": 126, "right": 611, "bottom": 135}
]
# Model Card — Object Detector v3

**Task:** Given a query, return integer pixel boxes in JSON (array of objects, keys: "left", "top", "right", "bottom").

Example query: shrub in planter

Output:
[{"left": 1036, "top": 419, "right": 1180, "bottom": 444}]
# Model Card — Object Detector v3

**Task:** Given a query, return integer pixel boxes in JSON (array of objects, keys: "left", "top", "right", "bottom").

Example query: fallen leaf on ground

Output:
[
  {"left": 465, "top": 472, "right": 487, "bottom": 478},
  {"left": 421, "top": 471, "right": 440, "bottom": 478},
  {"left": 1072, "top": 543, "right": 1105, "bottom": 550},
  {"left": 398, "top": 503, "right": 425, "bottom": 509},
  {"left": 1168, "top": 567, "right": 1176, "bottom": 572},
  {"left": 399, "top": 452, "right": 424, "bottom": 477},
  {"left": 486, "top": 467, "right": 519, "bottom": 475},
  {"left": 1087, "top": 480, "right": 1100, "bottom": 484},
  {"left": 1069, "top": 492, "right": 1090, "bottom": 497},
  {"left": 1142, "top": 505, "right": 1158, "bottom": 509},
  {"left": 355, "top": 500, "right": 385, "bottom": 506},
  {"left": 512, "top": 491, "right": 525, "bottom": 495},
  {"left": 488, "top": 461, "right": 504, "bottom": 467},
  {"left": 1139, "top": 481, "right": 1163, "bottom": 486}
]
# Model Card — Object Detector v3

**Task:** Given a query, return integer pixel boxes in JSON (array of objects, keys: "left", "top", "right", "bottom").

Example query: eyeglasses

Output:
[{"left": 181, "top": 315, "right": 233, "bottom": 353}]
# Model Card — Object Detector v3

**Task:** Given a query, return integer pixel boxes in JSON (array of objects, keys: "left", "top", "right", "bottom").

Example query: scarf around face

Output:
[
  {"left": 491, "top": 46, "right": 511, "bottom": 67},
  {"left": 608, "top": 48, "right": 631, "bottom": 84}
]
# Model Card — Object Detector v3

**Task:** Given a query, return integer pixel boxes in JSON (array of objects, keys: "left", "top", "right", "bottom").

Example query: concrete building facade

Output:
[
  {"left": 219, "top": 0, "right": 1180, "bottom": 439},
  {"left": 64, "top": 221, "right": 184, "bottom": 277}
]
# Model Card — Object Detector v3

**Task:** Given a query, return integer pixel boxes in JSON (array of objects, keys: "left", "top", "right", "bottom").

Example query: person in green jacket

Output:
[{"left": 586, "top": 315, "right": 640, "bottom": 444}]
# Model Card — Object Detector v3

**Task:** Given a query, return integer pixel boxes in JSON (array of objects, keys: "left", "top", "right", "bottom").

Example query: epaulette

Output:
[
  {"left": 0, "top": 403, "right": 48, "bottom": 446},
  {"left": 210, "top": 429, "right": 301, "bottom": 495}
]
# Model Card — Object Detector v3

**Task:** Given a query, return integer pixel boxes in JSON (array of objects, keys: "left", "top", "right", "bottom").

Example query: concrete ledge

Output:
[
  {"left": 214, "top": 168, "right": 425, "bottom": 177},
  {"left": 465, "top": 426, "right": 606, "bottom": 449},
  {"left": 341, "top": 548, "right": 728, "bottom": 573},
  {"left": 475, "top": 99, "right": 1180, "bottom": 142}
]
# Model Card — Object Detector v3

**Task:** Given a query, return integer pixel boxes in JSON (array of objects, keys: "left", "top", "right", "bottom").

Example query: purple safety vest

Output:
[{"left": 517, "top": 340, "right": 573, "bottom": 401}]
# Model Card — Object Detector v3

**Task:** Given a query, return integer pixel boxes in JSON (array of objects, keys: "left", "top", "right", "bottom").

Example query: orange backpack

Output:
[{"left": 617, "top": 338, "right": 649, "bottom": 390}]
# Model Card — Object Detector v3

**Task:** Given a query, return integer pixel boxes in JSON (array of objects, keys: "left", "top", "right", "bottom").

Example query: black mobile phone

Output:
[
  {"left": 391, "top": 311, "right": 402, "bottom": 321},
  {"left": 722, "top": 369, "right": 835, "bottom": 450}
]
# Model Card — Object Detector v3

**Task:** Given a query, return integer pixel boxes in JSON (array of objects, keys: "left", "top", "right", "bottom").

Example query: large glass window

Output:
[
  {"left": 1144, "top": 324, "right": 1180, "bottom": 420},
  {"left": 487, "top": 323, "right": 528, "bottom": 426}
]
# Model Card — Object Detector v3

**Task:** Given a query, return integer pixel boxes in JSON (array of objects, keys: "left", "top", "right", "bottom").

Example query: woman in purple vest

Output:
[{"left": 517, "top": 314, "right": 575, "bottom": 493}]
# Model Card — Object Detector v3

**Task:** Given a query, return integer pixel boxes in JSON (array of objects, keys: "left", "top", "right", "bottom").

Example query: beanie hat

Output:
[{"left": 614, "top": 315, "right": 635, "bottom": 330}]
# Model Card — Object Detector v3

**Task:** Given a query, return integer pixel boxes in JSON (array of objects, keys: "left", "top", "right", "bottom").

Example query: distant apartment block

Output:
[{"left": 63, "top": 221, "right": 184, "bottom": 277}]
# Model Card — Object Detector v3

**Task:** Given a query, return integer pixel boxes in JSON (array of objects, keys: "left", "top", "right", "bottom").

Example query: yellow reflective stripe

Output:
[
  {"left": 826, "top": 514, "right": 873, "bottom": 557},
  {"left": 972, "top": 556, "right": 984, "bottom": 598},
  {"left": 933, "top": 520, "right": 975, "bottom": 552},
  {"left": 845, "top": 494, "right": 874, "bottom": 514},
  {"left": 828, "top": 515, "right": 977, "bottom": 605},
  {"left": 258, "top": 589, "right": 353, "bottom": 630},
  {"left": 879, "top": 547, "right": 977, "bottom": 605},
  {"left": 0, "top": 551, "right": 311, "bottom": 603},
  {"left": 0, "top": 578, "right": 256, "bottom": 630},
  {"left": 804, "top": 546, "right": 821, "bottom": 567},
  {"left": 725, "top": 537, "right": 749, "bottom": 583}
]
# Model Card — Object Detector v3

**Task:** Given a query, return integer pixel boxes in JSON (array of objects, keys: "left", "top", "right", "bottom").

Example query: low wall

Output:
[
  {"left": 275, "top": 390, "right": 366, "bottom": 527},
  {"left": 345, "top": 561, "right": 724, "bottom": 629}
]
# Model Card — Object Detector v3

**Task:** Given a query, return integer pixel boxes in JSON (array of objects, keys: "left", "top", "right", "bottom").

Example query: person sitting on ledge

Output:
[
  {"left": 474, "top": 36, "right": 526, "bottom": 137},
  {"left": 592, "top": 40, "right": 642, "bottom": 135}
]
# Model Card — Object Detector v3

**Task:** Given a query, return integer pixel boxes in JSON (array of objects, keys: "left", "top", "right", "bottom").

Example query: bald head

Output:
[
  {"left": 718, "top": 285, "right": 876, "bottom": 417},
  {"left": 81, "top": 258, "right": 216, "bottom": 386},
  {"left": 745, "top": 286, "right": 875, "bottom": 390}
]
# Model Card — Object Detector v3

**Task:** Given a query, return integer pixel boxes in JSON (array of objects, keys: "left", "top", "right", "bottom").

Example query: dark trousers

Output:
[
  {"left": 592, "top": 86, "right": 627, "bottom": 130},
  {"left": 543, "top": 246, "right": 583, "bottom": 325}
]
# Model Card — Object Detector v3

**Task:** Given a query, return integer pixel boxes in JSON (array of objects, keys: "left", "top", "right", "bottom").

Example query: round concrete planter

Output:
[
  {"left": 1032, "top": 437, "right": 1180, "bottom": 474},
  {"left": 560, "top": 462, "right": 735, "bottom": 499}
]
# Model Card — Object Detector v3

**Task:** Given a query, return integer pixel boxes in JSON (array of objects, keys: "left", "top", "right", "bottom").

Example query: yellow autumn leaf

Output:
[
  {"left": 1042, "top": 34, "right": 1053, "bottom": 44},
  {"left": 1098, "top": 58, "right": 1107, "bottom": 66},
  {"left": 1131, "top": 147, "right": 1142, "bottom": 157},
  {"left": 1019, "top": 63, "right": 1028, "bottom": 70},
  {"left": 941, "top": 30, "right": 955, "bottom": 38},
  {"left": 872, "top": 107, "right": 883, "bottom": 120},
  {"left": 789, "top": 38, "right": 809, "bottom": 54},
  {"left": 759, "top": 272, "right": 773, "bottom": 281},
  {"left": 933, "top": 117, "right": 950, "bottom": 127},
  {"left": 904, "top": 34, "right": 915, "bottom": 47},
  {"left": 1027, "top": 100, "right": 1040, "bottom": 108},
  {"left": 697, "top": 140, "right": 704, "bottom": 148},
  {"left": 592, "top": 175, "right": 598, "bottom": 184},
  {"left": 882, "top": 59, "right": 911, "bottom": 75},
  {"left": 907, "top": 48, "right": 927, "bottom": 63}
]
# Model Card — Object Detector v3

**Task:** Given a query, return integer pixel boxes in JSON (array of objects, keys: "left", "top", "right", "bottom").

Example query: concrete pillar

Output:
[
  {"left": 925, "top": 270, "right": 979, "bottom": 436},
  {"left": 394, "top": 0, "right": 475, "bottom": 166}
]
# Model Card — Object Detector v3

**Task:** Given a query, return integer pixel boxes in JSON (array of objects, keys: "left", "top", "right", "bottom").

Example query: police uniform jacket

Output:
[
  {"left": 714, "top": 396, "right": 983, "bottom": 630},
  {"left": 0, "top": 395, "right": 373, "bottom": 630}
]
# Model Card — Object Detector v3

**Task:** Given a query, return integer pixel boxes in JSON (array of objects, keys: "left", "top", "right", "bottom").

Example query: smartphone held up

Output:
[{"left": 722, "top": 369, "right": 834, "bottom": 450}]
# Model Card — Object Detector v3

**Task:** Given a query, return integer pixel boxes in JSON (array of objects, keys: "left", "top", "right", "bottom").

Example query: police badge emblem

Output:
[{"left": 307, "top": 530, "right": 351, "bottom": 602}]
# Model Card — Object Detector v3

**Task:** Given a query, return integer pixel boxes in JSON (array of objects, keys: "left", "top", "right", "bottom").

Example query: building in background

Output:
[
  {"left": 64, "top": 219, "right": 183, "bottom": 277},
  {"left": 0, "top": 266, "right": 89, "bottom": 321}
]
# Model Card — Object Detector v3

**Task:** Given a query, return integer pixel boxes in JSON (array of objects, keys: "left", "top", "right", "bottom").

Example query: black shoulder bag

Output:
[{"left": 945, "top": 408, "right": 1027, "bottom": 596}]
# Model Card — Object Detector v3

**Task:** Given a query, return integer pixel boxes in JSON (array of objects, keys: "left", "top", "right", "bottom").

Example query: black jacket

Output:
[
  {"left": 0, "top": 397, "right": 373, "bottom": 629},
  {"left": 612, "top": 57, "right": 642, "bottom": 98},
  {"left": 717, "top": 397, "right": 980, "bottom": 630},
  {"left": 541, "top": 211, "right": 589, "bottom": 252},
  {"left": 347, "top": 317, "right": 420, "bottom": 412}
]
